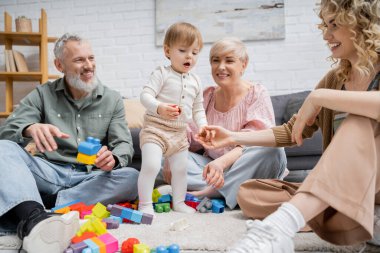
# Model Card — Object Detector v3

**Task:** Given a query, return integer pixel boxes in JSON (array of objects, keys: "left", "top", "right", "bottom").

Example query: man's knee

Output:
[{"left": 0, "top": 140, "right": 25, "bottom": 154}]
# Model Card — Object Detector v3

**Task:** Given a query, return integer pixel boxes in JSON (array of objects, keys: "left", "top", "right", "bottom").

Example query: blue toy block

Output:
[
  {"left": 168, "top": 244, "right": 180, "bottom": 253},
  {"left": 51, "top": 199, "right": 81, "bottom": 212},
  {"left": 185, "top": 193, "right": 199, "bottom": 202},
  {"left": 78, "top": 137, "right": 101, "bottom": 156},
  {"left": 211, "top": 201, "right": 224, "bottom": 213},
  {"left": 211, "top": 199, "right": 226, "bottom": 206},
  {"left": 121, "top": 208, "right": 133, "bottom": 220},
  {"left": 130, "top": 210, "right": 143, "bottom": 223},
  {"left": 83, "top": 238, "right": 99, "bottom": 253},
  {"left": 158, "top": 194, "right": 172, "bottom": 203},
  {"left": 155, "top": 246, "right": 168, "bottom": 253}
]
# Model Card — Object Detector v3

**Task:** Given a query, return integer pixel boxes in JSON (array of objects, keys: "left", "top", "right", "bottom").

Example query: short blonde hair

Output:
[
  {"left": 163, "top": 22, "right": 203, "bottom": 50},
  {"left": 209, "top": 37, "right": 249, "bottom": 64}
]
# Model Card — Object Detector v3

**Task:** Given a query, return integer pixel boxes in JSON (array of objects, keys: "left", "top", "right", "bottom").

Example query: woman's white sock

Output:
[{"left": 263, "top": 202, "right": 305, "bottom": 237}]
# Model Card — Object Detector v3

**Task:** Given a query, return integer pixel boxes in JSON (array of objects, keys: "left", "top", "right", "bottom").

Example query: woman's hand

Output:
[
  {"left": 202, "top": 159, "right": 225, "bottom": 189},
  {"left": 292, "top": 91, "right": 321, "bottom": 146},
  {"left": 162, "top": 159, "right": 172, "bottom": 184},
  {"left": 157, "top": 103, "right": 181, "bottom": 120},
  {"left": 195, "top": 125, "right": 234, "bottom": 149}
]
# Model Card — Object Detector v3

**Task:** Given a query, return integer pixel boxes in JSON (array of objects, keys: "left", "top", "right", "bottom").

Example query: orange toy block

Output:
[
  {"left": 92, "top": 236, "right": 107, "bottom": 253},
  {"left": 71, "top": 231, "right": 97, "bottom": 244}
]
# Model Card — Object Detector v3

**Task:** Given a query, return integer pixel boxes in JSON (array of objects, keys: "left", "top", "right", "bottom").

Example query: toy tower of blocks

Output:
[{"left": 77, "top": 137, "right": 101, "bottom": 165}]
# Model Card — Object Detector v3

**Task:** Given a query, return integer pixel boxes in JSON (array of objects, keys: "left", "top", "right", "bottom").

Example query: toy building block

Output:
[
  {"left": 153, "top": 244, "right": 180, "bottom": 253},
  {"left": 92, "top": 202, "right": 110, "bottom": 219},
  {"left": 51, "top": 199, "right": 81, "bottom": 212},
  {"left": 107, "top": 204, "right": 123, "bottom": 217},
  {"left": 54, "top": 206, "right": 71, "bottom": 214},
  {"left": 152, "top": 188, "right": 162, "bottom": 203},
  {"left": 185, "top": 193, "right": 199, "bottom": 202},
  {"left": 184, "top": 201, "right": 198, "bottom": 210},
  {"left": 64, "top": 241, "right": 88, "bottom": 253},
  {"left": 195, "top": 197, "right": 211, "bottom": 211},
  {"left": 77, "top": 137, "right": 101, "bottom": 164},
  {"left": 141, "top": 213, "right": 154, "bottom": 225},
  {"left": 157, "top": 194, "right": 172, "bottom": 203},
  {"left": 170, "top": 218, "right": 190, "bottom": 231},
  {"left": 154, "top": 203, "right": 171, "bottom": 213},
  {"left": 130, "top": 210, "right": 143, "bottom": 223},
  {"left": 98, "top": 233, "right": 118, "bottom": 253},
  {"left": 71, "top": 231, "right": 97, "bottom": 244},
  {"left": 77, "top": 152, "right": 97, "bottom": 165},
  {"left": 77, "top": 217, "right": 107, "bottom": 236},
  {"left": 133, "top": 243, "right": 150, "bottom": 253},
  {"left": 121, "top": 238, "right": 140, "bottom": 253},
  {"left": 211, "top": 199, "right": 224, "bottom": 213},
  {"left": 91, "top": 237, "right": 106, "bottom": 253},
  {"left": 102, "top": 218, "right": 120, "bottom": 229},
  {"left": 83, "top": 239, "right": 99, "bottom": 253},
  {"left": 78, "top": 137, "right": 101, "bottom": 155}
]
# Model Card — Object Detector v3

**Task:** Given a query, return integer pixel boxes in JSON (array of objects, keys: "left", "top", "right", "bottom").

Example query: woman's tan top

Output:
[{"left": 272, "top": 69, "right": 380, "bottom": 151}]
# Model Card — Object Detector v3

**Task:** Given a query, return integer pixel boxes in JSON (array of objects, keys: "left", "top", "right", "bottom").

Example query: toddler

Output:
[{"left": 138, "top": 22, "right": 207, "bottom": 215}]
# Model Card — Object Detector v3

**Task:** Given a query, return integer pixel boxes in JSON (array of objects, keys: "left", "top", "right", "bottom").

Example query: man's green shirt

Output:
[{"left": 0, "top": 78, "right": 134, "bottom": 168}]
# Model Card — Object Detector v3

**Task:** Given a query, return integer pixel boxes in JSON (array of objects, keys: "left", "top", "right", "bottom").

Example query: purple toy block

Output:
[
  {"left": 107, "top": 204, "right": 123, "bottom": 217},
  {"left": 64, "top": 241, "right": 88, "bottom": 253},
  {"left": 102, "top": 218, "right": 120, "bottom": 229},
  {"left": 141, "top": 213, "right": 154, "bottom": 225},
  {"left": 78, "top": 137, "right": 101, "bottom": 156}
]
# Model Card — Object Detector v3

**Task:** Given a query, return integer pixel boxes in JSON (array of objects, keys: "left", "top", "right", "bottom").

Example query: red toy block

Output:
[
  {"left": 121, "top": 238, "right": 140, "bottom": 253},
  {"left": 184, "top": 201, "right": 198, "bottom": 209}
]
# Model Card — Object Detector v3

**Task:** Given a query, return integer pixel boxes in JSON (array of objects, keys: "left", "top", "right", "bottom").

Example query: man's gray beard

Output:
[{"left": 66, "top": 73, "right": 99, "bottom": 94}]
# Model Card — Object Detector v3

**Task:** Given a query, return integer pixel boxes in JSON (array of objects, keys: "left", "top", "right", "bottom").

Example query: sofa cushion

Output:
[
  {"left": 271, "top": 91, "right": 311, "bottom": 125},
  {"left": 123, "top": 99, "right": 146, "bottom": 129}
]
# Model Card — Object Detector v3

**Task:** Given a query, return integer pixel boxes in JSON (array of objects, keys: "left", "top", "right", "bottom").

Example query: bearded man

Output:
[{"left": 0, "top": 33, "right": 138, "bottom": 253}]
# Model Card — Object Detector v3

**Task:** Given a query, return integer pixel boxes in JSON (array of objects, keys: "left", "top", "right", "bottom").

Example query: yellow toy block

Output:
[
  {"left": 77, "top": 152, "right": 96, "bottom": 165},
  {"left": 133, "top": 243, "right": 150, "bottom": 253},
  {"left": 77, "top": 217, "right": 107, "bottom": 236},
  {"left": 92, "top": 237, "right": 106, "bottom": 253},
  {"left": 53, "top": 206, "right": 70, "bottom": 214},
  {"left": 92, "top": 202, "right": 110, "bottom": 219},
  {"left": 152, "top": 188, "right": 162, "bottom": 203}
]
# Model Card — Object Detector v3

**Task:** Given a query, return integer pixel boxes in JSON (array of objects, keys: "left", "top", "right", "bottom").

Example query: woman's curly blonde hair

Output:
[{"left": 318, "top": 0, "right": 380, "bottom": 82}]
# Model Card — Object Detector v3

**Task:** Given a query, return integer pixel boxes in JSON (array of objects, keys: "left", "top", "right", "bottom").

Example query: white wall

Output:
[{"left": 0, "top": 0, "right": 331, "bottom": 98}]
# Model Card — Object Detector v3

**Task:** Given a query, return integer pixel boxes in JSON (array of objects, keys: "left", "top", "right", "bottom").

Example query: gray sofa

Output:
[{"left": 128, "top": 90, "right": 323, "bottom": 182}]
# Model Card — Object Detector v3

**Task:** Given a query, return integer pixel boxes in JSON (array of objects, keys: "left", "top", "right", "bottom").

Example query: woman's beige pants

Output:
[{"left": 237, "top": 114, "right": 380, "bottom": 245}]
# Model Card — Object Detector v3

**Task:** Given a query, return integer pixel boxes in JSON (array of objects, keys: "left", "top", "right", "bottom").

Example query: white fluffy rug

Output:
[{"left": 0, "top": 210, "right": 379, "bottom": 252}]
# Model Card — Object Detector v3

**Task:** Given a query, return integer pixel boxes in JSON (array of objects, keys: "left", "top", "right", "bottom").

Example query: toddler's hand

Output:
[{"left": 157, "top": 103, "right": 181, "bottom": 120}]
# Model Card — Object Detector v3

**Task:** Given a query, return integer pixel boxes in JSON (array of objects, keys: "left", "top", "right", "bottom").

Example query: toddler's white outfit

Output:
[{"left": 138, "top": 66, "right": 207, "bottom": 215}]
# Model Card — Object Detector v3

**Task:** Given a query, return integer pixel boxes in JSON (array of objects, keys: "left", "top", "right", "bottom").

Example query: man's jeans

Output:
[{"left": 0, "top": 140, "right": 139, "bottom": 235}]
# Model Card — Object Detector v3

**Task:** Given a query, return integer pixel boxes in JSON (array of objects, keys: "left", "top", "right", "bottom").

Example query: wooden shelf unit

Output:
[{"left": 0, "top": 9, "right": 58, "bottom": 118}]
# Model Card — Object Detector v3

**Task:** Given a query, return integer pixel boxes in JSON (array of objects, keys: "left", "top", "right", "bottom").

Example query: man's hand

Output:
[
  {"left": 24, "top": 123, "right": 70, "bottom": 152},
  {"left": 95, "top": 146, "right": 115, "bottom": 171},
  {"left": 157, "top": 103, "right": 181, "bottom": 120},
  {"left": 195, "top": 125, "right": 234, "bottom": 149},
  {"left": 202, "top": 160, "right": 225, "bottom": 189}
]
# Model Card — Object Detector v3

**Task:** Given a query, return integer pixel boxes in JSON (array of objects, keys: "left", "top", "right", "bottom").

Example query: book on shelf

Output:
[
  {"left": 4, "top": 49, "right": 10, "bottom": 72},
  {"left": 6, "top": 50, "right": 17, "bottom": 72},
  {"left": 12, "top": 50, "right": 29, "bottom": 72}
]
